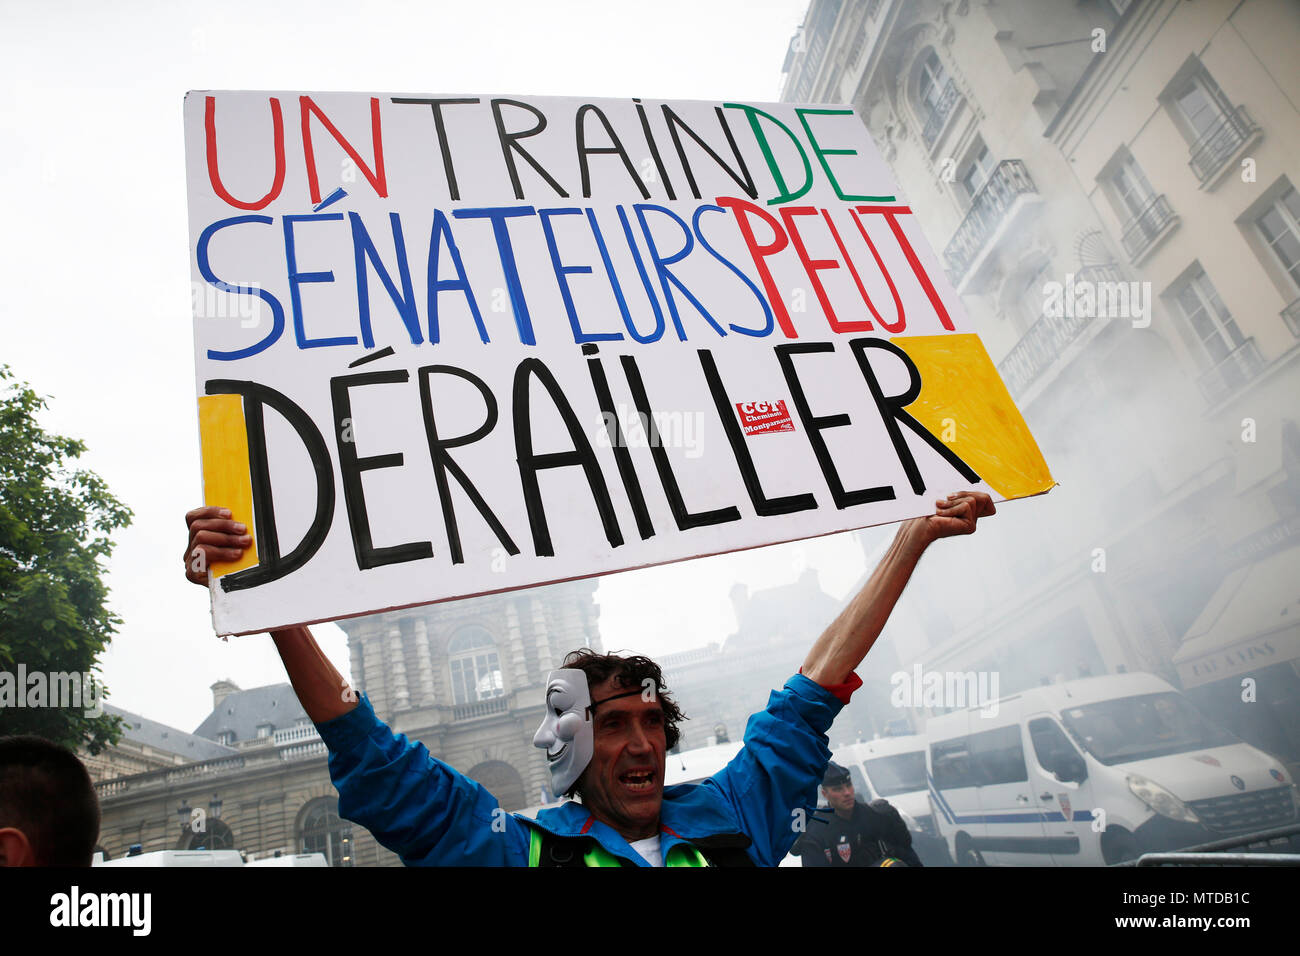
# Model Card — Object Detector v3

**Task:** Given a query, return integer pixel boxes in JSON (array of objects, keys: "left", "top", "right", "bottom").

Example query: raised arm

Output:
[
  {"left": 184, "top": 506, "right": 531, "bottom": 865},
  {"left": 184, "top": 506, "right": 357, "bottom": 722},
  {"left": 800, "top": 491, "right": 995, "bottom": 686}
]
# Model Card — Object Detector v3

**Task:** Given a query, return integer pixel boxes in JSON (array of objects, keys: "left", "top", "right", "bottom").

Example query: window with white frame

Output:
[
  {"left": 959, "top": 141, "right": 995, "bottom": 201},
  {"left": 1104, "top": 151, "right": 1176, "bottom": 259},
  {"left": 1109, "top": 153, "right": 1157, "bottom": 221},
  {"left": 917, "top": 49, "right": 961, "bottom": 150},
  {"left": 300, "top": 798, "right": 353, "bottom": 866},
  {"left": 448, "top": 627, "right": 504, "bottom": 705},
  {"left": 1172, "top": 73, "right": 1230, "bottom": 143},
  {"left": 1165, "top": 66, "right": 1253, "bottom": 183},
  {"left": 918, "top": 51, "right": 949, "bottom": 119},
  {"left": 1256, "top": 186, "right": 1300, "bottom": 293},
  {"left": 1171, "top": 268, "right": 1244, "bottom": 366}
]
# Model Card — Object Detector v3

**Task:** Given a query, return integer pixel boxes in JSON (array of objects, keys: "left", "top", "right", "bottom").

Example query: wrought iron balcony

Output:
[
  {"left": 1282, "top": 297, "right": 1300, "bottom": 338},
  {"left": 997, "top": 264, "right": 1125, "bottom": 398},
  {"left": 1188, "top": 105, "right": 1259, "bottom": 184},
  {"left": 1197, "top": 338, "right": 1264, "bottom": 405},
  {"left": 922, "top": 80, "right": 960, "bottom": 149},
  {"left": 944, "top": 160, "right": 1038, "bottom": 285},
  {"left": 1120, "top": 194, "right": 1177, "bottom": 261}
]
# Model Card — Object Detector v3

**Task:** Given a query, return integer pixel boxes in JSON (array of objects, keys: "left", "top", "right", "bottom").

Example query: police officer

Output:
[{"left": 795, "top": 762, "right": 923, "bottom": 867}]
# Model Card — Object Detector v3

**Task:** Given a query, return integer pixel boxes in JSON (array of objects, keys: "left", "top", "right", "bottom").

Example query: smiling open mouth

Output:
[
  {"left": 619, "top": 770, "right": 655, "bottom": 792},
  {"left": 546, "top": 745, "right": 568, "bottom": 763}
]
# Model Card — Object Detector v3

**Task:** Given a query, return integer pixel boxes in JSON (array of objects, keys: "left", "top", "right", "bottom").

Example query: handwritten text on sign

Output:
[{"left": 185, "top": 92, "right": 1052, "bottom": 635}]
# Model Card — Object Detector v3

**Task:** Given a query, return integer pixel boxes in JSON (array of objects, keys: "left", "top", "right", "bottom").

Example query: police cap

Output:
[{"left": 822, "top": 761, "right": 852, "bottom": 787}]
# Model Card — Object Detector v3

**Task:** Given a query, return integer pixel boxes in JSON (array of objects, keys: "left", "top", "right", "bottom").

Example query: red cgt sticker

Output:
[{"left": 736, "top": 400, "right": 795, "bottom": 436}]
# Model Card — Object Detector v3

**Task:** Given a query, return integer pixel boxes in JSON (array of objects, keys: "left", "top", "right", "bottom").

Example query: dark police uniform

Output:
[
  {"left": 794, "top": 762, "right": 923, "bottom": 867},
  {"left": 796, "top": 798, "right": 924, "bottom": 867}
]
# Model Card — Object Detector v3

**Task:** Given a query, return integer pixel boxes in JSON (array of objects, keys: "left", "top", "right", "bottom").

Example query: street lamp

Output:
[
  {"left": 340, "top": 825, "right": 354, "bottom": 867},
  {"left": 209, "top": 794, "right": 223, "bottom": 819}
]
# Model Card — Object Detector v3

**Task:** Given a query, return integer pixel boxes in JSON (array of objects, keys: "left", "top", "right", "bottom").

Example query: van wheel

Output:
[
  {"left": 955, "top": 835, "right": 985, "bottom": 867},
  {"left": 1102, "top": 830, "right": 1139, "bottom": 865}
]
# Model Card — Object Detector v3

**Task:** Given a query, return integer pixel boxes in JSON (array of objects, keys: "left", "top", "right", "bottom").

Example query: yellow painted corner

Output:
[
  {"left": 198, "top": 394, "right": 258, "bottom": 577},
  {"left": 891, "top": 333, "right": 1055, "bottom": 499}
]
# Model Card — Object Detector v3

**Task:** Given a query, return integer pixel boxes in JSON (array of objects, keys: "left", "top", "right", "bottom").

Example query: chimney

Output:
[{"left": 211, "top": 679, "right": 241, "bottom": 712}]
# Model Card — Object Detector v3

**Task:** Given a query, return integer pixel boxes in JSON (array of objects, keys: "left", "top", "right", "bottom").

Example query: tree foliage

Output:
[{"left": 0, "top": 365, "right": 131, "bottom": 753}]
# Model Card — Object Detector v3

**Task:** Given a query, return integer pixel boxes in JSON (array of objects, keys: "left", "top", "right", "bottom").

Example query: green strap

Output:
[
  {"left": 666, "top": 843, "right": 709, "bottom": 867},
  {"left": 528, "top": 827, "right": 543, "bottom": 867},
  {"left": 583, "top": 843, "right": 623, "bottom": 867},
  {"left": 528, "top": 827, "right": 711, "bottom": 867}
]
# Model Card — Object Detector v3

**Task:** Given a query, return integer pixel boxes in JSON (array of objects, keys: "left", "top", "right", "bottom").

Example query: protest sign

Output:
[{"left": 185, "top": 91, "right": 1053, "bottom": 635}]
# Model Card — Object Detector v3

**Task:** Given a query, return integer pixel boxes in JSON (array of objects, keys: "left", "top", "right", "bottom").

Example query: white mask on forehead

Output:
[{"left": 532, "top": 669, "right": 593, "bottom": 796}]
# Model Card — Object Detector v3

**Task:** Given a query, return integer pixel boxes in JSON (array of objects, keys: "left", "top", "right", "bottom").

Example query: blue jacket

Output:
[{"left": 315, "top": 674, "right": 845, "bottom": 866}]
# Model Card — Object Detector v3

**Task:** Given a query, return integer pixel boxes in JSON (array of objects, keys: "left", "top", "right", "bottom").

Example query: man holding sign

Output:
[
  {"left": 182, "top": 89, "right": 1039, "bottom": 865},
  {"left": 185, "top": 490, "right": 993, "bottom": 866}
]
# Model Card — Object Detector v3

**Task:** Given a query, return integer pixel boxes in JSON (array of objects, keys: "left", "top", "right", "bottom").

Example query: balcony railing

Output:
[
  {"left": 997, "top": 264, "right": 1125, "bottom": 397},
  {"left": 95, "top": 753, "right": 250, "bottom": 798},
  {"left": 1120, "top": 194, "right": 1177, "bottom": 260},
  {"left": 944, "top": 160, "right": 1038, "bottom": 284},
  {"left": 1188, "top": 105, "right": 1259, "bottom": 184},
  {"left": 273, "top": 724, "right": 321, "bottom": 746},
  {"left": 1282, "top": 297, "right": 1300, "bottom": 338},
  {"left": 280, "top": 740, "right": 328, "bottom": 762},
  {"left": 1197, "top": 339, "right": 1265, "bottom": 405},
  {"left": 94, "top": 729, "right": 327, "bottom": 799},
  {"left": 452, "top": 696, "right": 509, "bottom": 721},
  {"left": 922, "top": 80, "right": 960, "bottom": 149}
]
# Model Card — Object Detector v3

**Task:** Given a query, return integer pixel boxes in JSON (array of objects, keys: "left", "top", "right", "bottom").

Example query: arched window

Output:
[
  {"left": 298, "top": 798, "right": 354, "bottom": 867},
  {"left": 467, "top": 760, "right": 527, "bottom": 811},
  {"left": 447, "top": 626, "right": 504, "bottom": 705},
  {"left": 175, "top": 818, "right": 235, "bottom": 851},
  {"left": 913, "top": 48, "right": 959, "bottom": 150},
  {"left": 918, "top": 50, "right": 949, "bottom": 116}
]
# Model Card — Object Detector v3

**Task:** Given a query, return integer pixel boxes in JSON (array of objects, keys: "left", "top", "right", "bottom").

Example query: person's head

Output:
[
  {"left": 821, "top": 761, "right": 856, "bottom": 815},
  {"left": 0, "top": 735, "right": 100, "bottom": 866},
  {"left": 533, "top": 649, "right": 685, "bottom": 841}
]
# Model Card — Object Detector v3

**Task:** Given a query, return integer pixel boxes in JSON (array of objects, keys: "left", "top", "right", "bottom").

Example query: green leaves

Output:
[{"left": 0, "top": 365, "right": 132, "bottom": 752}]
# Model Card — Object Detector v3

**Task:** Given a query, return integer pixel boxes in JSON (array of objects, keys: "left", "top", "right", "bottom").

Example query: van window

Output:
[
  {"left": 863, "top": 752, "right": 927, "bottom": 797},
  {"left": 931, "top": 738, "right": 977, "bottom": 790},
  {"left": 969, "top": 725, "right": 1028, "bottom": 785},
  {"left": 1029, "top": 717, "right": 1080, "bottom": 775},
  {"left": 1060, "top": 692, "right": 1236, "bottom": 765}
]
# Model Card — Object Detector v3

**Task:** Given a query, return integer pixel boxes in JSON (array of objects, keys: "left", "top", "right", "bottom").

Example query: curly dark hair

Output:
[{"left": 559, "top": 648, "right": 687, "bottom": 794}]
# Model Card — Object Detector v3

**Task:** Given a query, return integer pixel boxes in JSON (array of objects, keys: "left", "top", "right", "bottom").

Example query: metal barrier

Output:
[
  {"left": 1136, "top": 852, "right": 1299, "bottom": 866},
  {"left": 1113, "top": 822, "right": 1300, "bottom": 867}
]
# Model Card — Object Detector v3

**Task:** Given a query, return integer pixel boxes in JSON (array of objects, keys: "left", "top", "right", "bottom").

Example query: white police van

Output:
[{"left": 924, "top": 672, "right": 1300, "bottom": 865}]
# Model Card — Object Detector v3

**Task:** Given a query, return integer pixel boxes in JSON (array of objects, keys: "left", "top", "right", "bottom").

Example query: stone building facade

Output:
[{"left": 780, "top": 0, "right": 1300, "bottom": 768}]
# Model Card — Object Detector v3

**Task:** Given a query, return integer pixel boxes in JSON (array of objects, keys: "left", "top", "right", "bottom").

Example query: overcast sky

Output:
[{"left": 0, "top": 0, "right": 888, "bottom": 733}]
